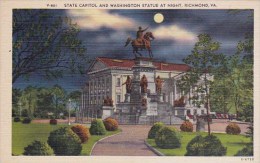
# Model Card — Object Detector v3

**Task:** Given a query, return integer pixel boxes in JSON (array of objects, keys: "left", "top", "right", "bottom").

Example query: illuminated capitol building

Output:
[{"left": 81, "top": 57, "right": 207, "bottom": 124}]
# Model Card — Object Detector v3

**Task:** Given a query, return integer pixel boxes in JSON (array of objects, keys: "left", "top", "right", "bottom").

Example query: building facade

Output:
[{"left": 81, "top": 57, "right": 207, "bottom": 124}]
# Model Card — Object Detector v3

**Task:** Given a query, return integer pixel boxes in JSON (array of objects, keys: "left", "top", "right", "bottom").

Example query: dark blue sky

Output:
[{"left": 13, "top": 9, "right": 253, "bottom": 91}]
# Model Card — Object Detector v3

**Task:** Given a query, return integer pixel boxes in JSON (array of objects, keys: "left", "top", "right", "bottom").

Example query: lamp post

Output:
[{"left": 68, "top": 99, "right": 71, "bottom": 125}]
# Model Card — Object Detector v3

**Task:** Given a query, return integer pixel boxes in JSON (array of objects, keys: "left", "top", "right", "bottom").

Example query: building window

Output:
[
  {"left": 116, "top": 95, "right": 121, "bottom": 103},
  {"left": 116, "top": 78, "right": 121, "bottom": 87},
  {"left": 90, "top": 98, "right": 93, "bottom": 105},
  {"left": 102, "top": 79, "right": 105, "bottom": 87},
  {"left": 201, "top": 110, "right": 204, "bottom": 115}
]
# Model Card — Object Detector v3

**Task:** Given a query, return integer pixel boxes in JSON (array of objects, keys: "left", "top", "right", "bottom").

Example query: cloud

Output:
[
  {"left": 67, "top": 10, "right": 137, "bottom": 30},
  {"left": 152, "top": 25, "right": 197, "bottom": 42},
  {"left": 94, "top": 30, "right": 130, "bottom": 43}
]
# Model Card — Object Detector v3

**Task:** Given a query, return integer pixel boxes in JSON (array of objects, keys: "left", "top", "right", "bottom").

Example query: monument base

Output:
[
  {"left": 101, "top": 106, "right": 114, "bottom": 120},
  {"left": 124, "top": 93, "right": 130, "bottom": 102}
]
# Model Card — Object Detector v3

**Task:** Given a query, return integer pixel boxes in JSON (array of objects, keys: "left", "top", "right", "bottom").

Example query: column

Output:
[
  {"left": 170, "top": 91, "right": 174, "bottom": 105},
  {"left": 174, "top": 80, "right": 177, "bottom": 100}
]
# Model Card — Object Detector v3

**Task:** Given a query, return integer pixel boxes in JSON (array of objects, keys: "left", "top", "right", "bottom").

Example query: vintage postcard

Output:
[{"left": 0, "top": 0, "right": 259, "bottom": 163}]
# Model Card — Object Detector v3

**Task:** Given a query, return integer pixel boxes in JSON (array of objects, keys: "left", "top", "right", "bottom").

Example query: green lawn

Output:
[
  {"left": 12, "top": 122, "right": 120, "bottom": 155},
  {"left": 146, "top": 132, "right": 251, "bottom": 156}
]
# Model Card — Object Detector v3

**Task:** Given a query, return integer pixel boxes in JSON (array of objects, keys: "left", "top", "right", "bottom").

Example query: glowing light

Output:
[{"left": 154, "top": 13, "right": 164, "bottom": 23}]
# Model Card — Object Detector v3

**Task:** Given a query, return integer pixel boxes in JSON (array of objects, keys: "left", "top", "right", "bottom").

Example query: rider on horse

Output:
[
  {"left": 136, "top": 26, "right": 149, "bottom": 47},
  {"left": 124, "top": 26, "right": 154, "bottom": 58}
]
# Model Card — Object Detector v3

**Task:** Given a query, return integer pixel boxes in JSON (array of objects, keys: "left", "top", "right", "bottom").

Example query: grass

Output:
[
  {"left": 12, "top": 122, "right": 120, "bottom": 155},
  {"left": 146, "top": 132, "right": 251, "bottom": 156}
]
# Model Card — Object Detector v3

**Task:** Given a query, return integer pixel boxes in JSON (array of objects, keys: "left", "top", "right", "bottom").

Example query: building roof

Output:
[
  {"left": 97, "top": 57, "right": 135, "bottom": 69},
  {"left": 92, "top": 57, "right": 190, "bottom": 72}
]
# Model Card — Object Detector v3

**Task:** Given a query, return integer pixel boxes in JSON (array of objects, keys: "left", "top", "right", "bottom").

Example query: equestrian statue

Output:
[{"left": 124, "top": 26, "right": 155, "bottom": 58}]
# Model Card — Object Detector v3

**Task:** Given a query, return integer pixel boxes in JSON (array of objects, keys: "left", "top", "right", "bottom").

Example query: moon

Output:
[{"left": 154, "top": 13, "right": 164, "bottom": 23}]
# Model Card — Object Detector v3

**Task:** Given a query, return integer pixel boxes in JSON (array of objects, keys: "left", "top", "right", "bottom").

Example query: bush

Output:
[
  {"left": 155, "top": 126, "right": 181, "bottom": 149},
  {"left": 235, "top": 144, "right": 253, "bottom": 156},
  {"left": 226, "top": 123, "right": 241, "bottom": 135},
  {"left": 23, "top": 140, "right": 53, "bottom": 156},
  {"left": 90, "top": 119, "right": 106, "bottom": 135},
  {"left": 14, "top": 117, "right": 21, "bottom": 122},
  {"left": 103, "top": 118, "right": 119, "bottom": 131},
  {"left": 180, "top": 120, "right": 193, "bottom": 132},
  {"left": 22, "top": 117, "right": 31, "bottom": 124},
  {"left": 185, "top": 135, "right": 227, "bottom": 156},
  {"left": 49, "top": 119, "right": 57, "bottom": 125},
  {"left": 148, "top": 122, "right": 164, "bottom": 139},
  {"left": 47, "top": 127, "right": 82, "bottom": 155},
  {"left": 71, "top": 125, "right": 91, "bottom": 143}
]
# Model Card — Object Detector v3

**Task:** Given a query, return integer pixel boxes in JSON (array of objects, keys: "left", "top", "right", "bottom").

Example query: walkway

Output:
[{"left": 91, "top": 125, "right": 156, "bottom": 156}]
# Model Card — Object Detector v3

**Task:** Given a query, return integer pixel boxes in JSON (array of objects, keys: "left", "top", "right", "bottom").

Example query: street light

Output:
[{"left": 68, "top": 99, "right": 71, "bottom": 125}]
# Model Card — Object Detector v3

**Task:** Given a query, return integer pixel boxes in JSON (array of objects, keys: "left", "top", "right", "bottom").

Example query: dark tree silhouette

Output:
[{"left": 12, "top": 9, "right": 87, "bottom": 83}]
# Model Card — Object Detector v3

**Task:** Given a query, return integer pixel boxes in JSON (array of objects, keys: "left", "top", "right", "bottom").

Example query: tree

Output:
[
  {"left": 36, "top": 87, "right": 55, "bottom": 115},
  {"left": 68, "top": 90, "right": 81, "bottom": 104},
  {"left": 12, "top": 88, "right": 22, "bottom": 111},
  {"left": 209, "top": 56, "right": 232, "bottom": 114},
  {"left": 210, "top": 33, "right": 253, "bottom": 120},
  {"left": 20, "top": 86, "right": 38, "bottom": 117},
  {"left": 51, "top": 85, "right": 66, "bottom": 115},
  {"left": 12, "top": 9, "right": 87, "bottom": 83},
  {"left": 231, "top": 34, "right": 253, "bottom": 120},
  {"left": 177, "top": 69, "right": 199, "bottom": 105},
  {"left": 210, "top": 79, "right": 231, "bottom": 114},
  {"left": 68, "top": 90, "right": 82, "bottom": 118},
  {"left": 183, "top": 34, "right": 225, "bottom": 135}
]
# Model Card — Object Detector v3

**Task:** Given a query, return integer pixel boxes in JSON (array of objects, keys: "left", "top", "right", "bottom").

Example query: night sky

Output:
[{"left": 13, "top": 9, "right": 253, "bottom": 91}]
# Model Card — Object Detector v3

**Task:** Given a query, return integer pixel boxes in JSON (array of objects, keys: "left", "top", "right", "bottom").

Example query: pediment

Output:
[{"left": 88, "top": 60, "right": 107, "bottom": 73}]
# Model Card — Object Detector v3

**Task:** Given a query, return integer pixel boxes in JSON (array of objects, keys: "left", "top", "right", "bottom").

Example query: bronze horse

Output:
[{"left": 125, "top": 32, "right": 155, "bottom": 58}]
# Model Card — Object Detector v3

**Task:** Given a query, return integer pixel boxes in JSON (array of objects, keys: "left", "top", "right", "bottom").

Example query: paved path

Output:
[
  {"left": 91, "top": 120, "right": 249, "bottom": 156},
  {"left": 91, "top": 125, "right": 156, "bottom": 156}
]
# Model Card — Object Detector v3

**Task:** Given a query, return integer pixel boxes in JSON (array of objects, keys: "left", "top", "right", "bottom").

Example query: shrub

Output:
[
  {"left": 14, "top": 117, "right": 21, "bottom": 122},
  {"left": 22, "top": 117, "right": 31, "bottom": 124},
  {"left": 90, "top": 119, "right": 106, "bottom": 135},
  {"left": 103, "top": 117, "right": 119, "bottom": 131},
  {"left": 148, "top": 122, "right": 164, "bottom": 139},
  {"left": 49, "top": 119, "right": 57, "bottom": 125},
  {"left": 71, "top": 125, "right": 91, "bottom": 143},
  {"left": 235, "top": 144, "right": 253, "bottom": 156},
  {"left": 226, "top": 123, "right": 241, "bottom": 135},
  {"left": 185, "top": 135, "right": 227, "bottom": 156},
  {"left": 23, "top": 140, "right": 53, "bottom": 156},
  {"left": 47, "top": 127, "right": 82, "bottom": 155},
  {"left": 155, "top": 126, "right": 181, "bottom": 149},
  {"left": 180, "top": 120, "right": 193, "bottom": 132}
]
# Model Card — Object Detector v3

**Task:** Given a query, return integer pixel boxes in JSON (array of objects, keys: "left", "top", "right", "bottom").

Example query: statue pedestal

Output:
[
  {"left": 196, "top": 118, "right": 205, "bottom": 132},
  {"left": 142, "top": 93, "right": 148, "bottom": 98},
  {"left": 102, "top": 106, "right": 114, "bottom": 120},
  {"left": 124, "top": 93, "right": 130, "bottom": 102},
  {"left": 130, "top": 57, "right": 156, "bottom": 103}
]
